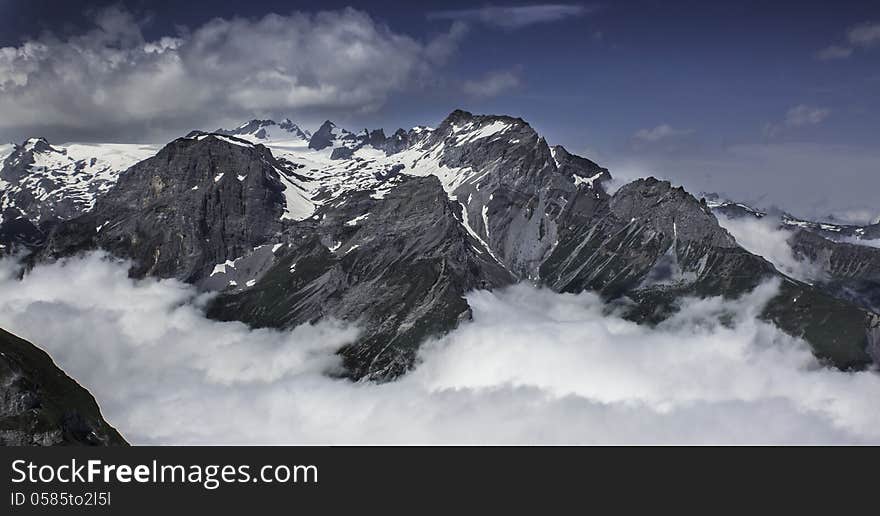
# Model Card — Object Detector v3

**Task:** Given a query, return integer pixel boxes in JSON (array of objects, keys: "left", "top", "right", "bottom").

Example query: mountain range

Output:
[{"left": 2, "top": 109, "right": 880, "bottom": 444}]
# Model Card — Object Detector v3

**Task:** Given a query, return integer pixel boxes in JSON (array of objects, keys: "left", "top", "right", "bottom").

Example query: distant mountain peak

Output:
[
  {"left": 1, "top": 138, "right": 159, "bottom": 234},
  {"left": 308, "top": 121, "right": 339, "bottom": 150},
  {"left": 278, "top": 119, "right": 311, "bottom": 139},
  {"left": 16, "top": 137, "right": 60, "bottom": 155},
  {"left": 308, "top": 120, "right": 361, "bottom": 151},
  {"left": 440, "top": 109, "right": 528, "bottom": 128},
  {"left": 215, "top": 118, "right": 310, "bottom": 142}
]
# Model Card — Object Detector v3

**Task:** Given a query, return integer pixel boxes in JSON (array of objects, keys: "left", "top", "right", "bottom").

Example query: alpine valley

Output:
[{"left": 2, "top": 110, "right": 880, "bottom": 445}]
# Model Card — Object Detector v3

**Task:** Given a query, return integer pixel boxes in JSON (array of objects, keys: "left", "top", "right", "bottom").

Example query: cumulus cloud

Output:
[
  {"left": 427, "top": 4, "right": 596, "bottom": 29},
  {"left": 2, "top": 253, "right": 880, "bottom": 444},
  {"left": 0, "top": 6, "right": 462, "bottom": 141},
  {"left": 715, "top": 214, "right": 825, "bottom": 282},
  {"left": 462, "top": 69, "right": 522, "bottom": 97},
  {"left": 763, "top": 105, "right": 831, "bottom": 138}
]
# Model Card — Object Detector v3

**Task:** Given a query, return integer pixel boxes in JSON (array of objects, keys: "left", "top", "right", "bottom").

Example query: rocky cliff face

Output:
[
  {"left": 0, "top": 328, "right": 126, "bottom": 446},
  {"left": 38, "top": 134, "right": 302, "bottom": 283},
  {"left": 308, "top": 120, "right": 361, "bottom": 151},
  {"left": 208, "top": 175, "right": 515, "bottom": 379},
  {"left": 544, "top": 179, "right": 876, "bottom": 369},
  {"left": 407, "top": 110, "right": 612, "bottom": 279},
  {"left": 543, "top": 179, "right": 737, "bottom": 297}
]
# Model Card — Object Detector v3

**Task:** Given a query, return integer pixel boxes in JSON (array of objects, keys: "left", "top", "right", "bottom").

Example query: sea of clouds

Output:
[{"left": 1, "top": 252, "right": 879, "bottom": 444}]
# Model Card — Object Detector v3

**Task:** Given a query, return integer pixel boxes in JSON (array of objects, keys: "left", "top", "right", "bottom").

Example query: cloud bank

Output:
[
  {"left": 0, "top": 6, "right": 461, "bottom": 141},
  {"left": 2, "top": 253, "right": 880, "bottom": 444}
]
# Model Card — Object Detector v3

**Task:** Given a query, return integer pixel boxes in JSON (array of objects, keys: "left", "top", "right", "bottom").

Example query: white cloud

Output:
[
  {"left": 847, "top": 22, "right": 880, "bottom": 47},
  {"left": 2, "top": 253, "right": 880, "bottom": 444},
  {"left": 784, "top": 104, "right": 832, "bottom": 127},
  {"left": 0, "top": 6, "right": 462, "bottom": 140},
  {"left": 715, "top": 214, "right": 825, "bottom": 282},
  {"left": 633, "top": 124, "right": 693, "bottom": 142},
  {"left": 425, "top": 21, "right": 470, "bottom": 63},
  {"left": 825, "top": 207, "right": 880, "bottom": 226},
  {"left": 815, "top": 44, "right": 853, "bottom": 61},
  {"left": 815, "top": 21, "right": 880, "bottom": 61},
  {"left": 462, "top": 69, "right": 522, "bottom": 97},
  {"left": 763, "top": 105, "right": 831, "bottom": 137},
  {"left": 427, "top": 4, "right": 596, "bottom": 29}
]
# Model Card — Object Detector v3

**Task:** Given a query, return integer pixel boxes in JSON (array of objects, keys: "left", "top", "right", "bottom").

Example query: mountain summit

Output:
[{"left": 215, "top": 118, "right": 311, "bottom": 142}]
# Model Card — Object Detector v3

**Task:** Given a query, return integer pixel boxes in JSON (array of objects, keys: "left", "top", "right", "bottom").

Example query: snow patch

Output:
[
  {"left": 279, "top": 175, "right": 316, "bottom": 221},
  {"left": 452, "top": 121, "right": 512, "bottom": 146},
  {"left": 345, "top": 214, "right": 370, "bottom": 226},
  {"left": 573, "top": 172, "right": 605, "bottom": 188},
  {"left": 457, "top": 201, "right": 502, "bottom": 264},
  {"left": 213, "top": 135, "right": 253, "bottom": 148},
  {"left": 211, "top": 260, "right": 237, "bottom": 277}
]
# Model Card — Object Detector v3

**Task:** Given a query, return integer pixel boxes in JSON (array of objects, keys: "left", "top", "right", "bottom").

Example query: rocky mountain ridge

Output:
[
  {"left": 0, "top": 138, "right": 159, "bottom": 252},
  {"left": 3, "top": 110, "right": 880, "bottom": 385},
  {"left": 705, "top": 193, "right": 880, "bottom": 314}
]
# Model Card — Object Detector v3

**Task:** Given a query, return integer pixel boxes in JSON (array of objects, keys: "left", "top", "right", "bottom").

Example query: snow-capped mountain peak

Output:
[
  {"left": 20, "top": 137, "right": 59, "bottom": 154},
  {"left": 0, "top": 137, "right": 160, "bottom": 229},
  {"left": 702, "top": 192, "right": 880, "bottom": 243},
  {"left": 308, "top": 120, "right": 361, "bottom": 151},
  {"left": 279, "top": 119, "right": 311, "bottom": 140},
  {"left": 215, "top": 118, "right": 311, "bottom": 143}
]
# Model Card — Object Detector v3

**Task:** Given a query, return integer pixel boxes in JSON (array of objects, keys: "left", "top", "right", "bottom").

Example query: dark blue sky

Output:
[{"left": 1, "top": 0, "right": 878, "bottom": 220}]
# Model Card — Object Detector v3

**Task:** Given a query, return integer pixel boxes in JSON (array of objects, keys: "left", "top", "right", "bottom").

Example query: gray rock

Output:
[
  {"left": 39, "top": 134, "right": 291, "bottom": 283},
  {"left": 543, "top": 177, "right": 876, "bottom": 369},
  {"left": 208, "top": 175, "right": 515, "bottom": 379},
  {"left": 308, "top": 120, "right": 360, "bottom": 151},
  {"left": 0, "top": 327, "right": 126, "bottom": 446}
]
